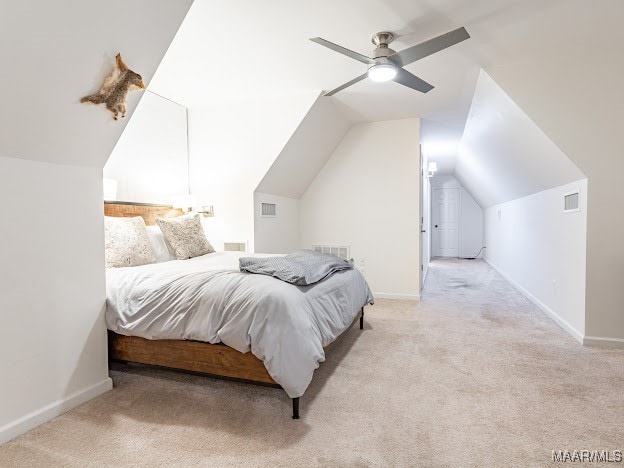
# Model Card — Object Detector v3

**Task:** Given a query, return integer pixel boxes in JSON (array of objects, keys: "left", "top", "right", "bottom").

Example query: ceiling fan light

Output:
[{"left": 368, "top": 62, "right": 397, "bottom": 82}]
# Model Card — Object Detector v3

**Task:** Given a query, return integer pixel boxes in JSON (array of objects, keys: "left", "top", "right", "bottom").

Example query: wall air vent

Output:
[
  {"left": 563, "top": 190, "right": 580, "bottom": 213},
  {"left": 224, "top": 242, "right": 247, "bottom": 252},
  {"left": 312, "top": 245, "right": 350, "bottom": 261},
  {"left": 261, "top": 202, "right": 277, "bottom": 217}
]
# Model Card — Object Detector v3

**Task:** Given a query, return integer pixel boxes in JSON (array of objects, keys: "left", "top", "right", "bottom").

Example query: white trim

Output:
[
  {"left": 374, "top": 292, "right": 420, "bottom": 301},
  {"left": 459, "top": 187, "right": 464, "bottom": 258},
  {"left": 582, "top": 336, "right": 624, "bottom": 348},
  {"left": 0, "top": 377, "right": 113, "bottom": 445},
  {"left": 484, "top": 258, "right": 584, "bottom": 344}
]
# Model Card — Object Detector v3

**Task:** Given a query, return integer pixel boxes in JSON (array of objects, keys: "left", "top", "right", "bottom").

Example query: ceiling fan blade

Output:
[
  {"left": 310, "top": 37, "right": 375, "bottom": 65},
  {"left": 393, "top": 68, "right": 434, "bottom": 93},
  {"left": 391, "top": 27, "right": 470, "bottom": 67},
  {"left": 324, "top": 73, "right": 368, "bottom": 96}
]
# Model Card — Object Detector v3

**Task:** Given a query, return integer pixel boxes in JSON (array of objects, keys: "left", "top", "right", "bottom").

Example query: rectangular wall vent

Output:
[
  {"left": 261, "top": 202, "right": 276, "bottom": 217},
  {"left": 312, "top": 245, "right": 350, "bottom": 261},
  {"left": 224, "top": 242, "right": 247, "bottom": 252},
  {"left": 564, "top": 191, "right": 580, "bottom": 213}
]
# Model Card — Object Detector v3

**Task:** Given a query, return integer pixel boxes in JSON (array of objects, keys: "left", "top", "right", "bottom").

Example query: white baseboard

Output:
[
  {"left": 0, "top": 377, "right": 113, "bottom": 445},
  {"left": 582, "top": 336, "right": 624, "bottom": 348},
  {"left": 484, "top": 258, "right": 584, "bottom": 344},
  {"left": 374, "top": 292, "right": 420, "bottom": 301}
]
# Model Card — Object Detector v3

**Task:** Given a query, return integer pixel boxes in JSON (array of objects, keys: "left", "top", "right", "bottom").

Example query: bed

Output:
[{"left": 104, "top": 202, "right": 373, "bottom": 419}]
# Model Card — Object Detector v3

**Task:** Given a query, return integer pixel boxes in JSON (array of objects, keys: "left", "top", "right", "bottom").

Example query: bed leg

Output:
[
  {"left": 292, "top": 398, "right": 300, "bottom": 419},
  {"left": 360, "top": 307, "right": 364, "bottom": 330}
]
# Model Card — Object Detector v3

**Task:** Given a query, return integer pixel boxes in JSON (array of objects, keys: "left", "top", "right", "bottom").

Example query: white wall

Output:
[
  {"left": 300, "top": 118, "right": 421, "bottom": 300},
  {"left": 0, "top": 157, "right": 111, "bottom": 444},
  {"left": 252, "top": 96, "right": 353, "bottom": 255},
  {"left": 0, "top": 0, "right": 193, "bottom": 444},
  {"left": 253, "top": 193, "right": 300, "bottom": 254},
  {"left": 488, "top": 56, "right": 624, "bottom": 344},
  {"left": 188, "top": 92, "right": 318, "bottom": 252},
  {"left": 104, "top": 91, "right": 188, "bottom": 204},
  {"left": 484, "top": 180, "right": 588, "bottom": 341},
  {"left": 429, "top": 175, "right": 484, "bottom": 258},
  {"left": 460, "top": 188, "right": 484, "bottom": 258}
]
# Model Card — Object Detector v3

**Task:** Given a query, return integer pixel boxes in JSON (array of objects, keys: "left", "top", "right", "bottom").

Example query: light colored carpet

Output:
[{"left": 2, "top": 259, "right": 623, "bottom": 467}]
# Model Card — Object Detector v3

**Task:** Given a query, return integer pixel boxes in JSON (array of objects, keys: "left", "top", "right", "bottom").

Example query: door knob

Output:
[
  {"left": 435, "top": 225, "right": 438, "bottom": 228},
  {"left": 421, "top": 230, "right": 426, "bottom": 233}
]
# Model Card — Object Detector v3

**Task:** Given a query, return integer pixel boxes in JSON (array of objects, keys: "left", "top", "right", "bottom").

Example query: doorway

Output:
[
  {"left": 432, "top": 187, "right": 460, "bottom": 257},
  {"left": 420, "top": 150, "right": 431, "bottom": 290}
]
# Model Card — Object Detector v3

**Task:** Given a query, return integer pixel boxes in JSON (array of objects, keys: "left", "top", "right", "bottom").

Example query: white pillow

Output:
[
  {"left": 146, "top": 225, "right": 176, "bottom": 263},
  {"left": 104, "top": 216, "right": 155, "bottom": 268},
  {"left": 155, "top": 213, "right": 215, "bottom": 260}
]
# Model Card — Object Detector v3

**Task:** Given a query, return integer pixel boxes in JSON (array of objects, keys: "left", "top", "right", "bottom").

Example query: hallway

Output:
[{"left": 419, "top": 258, "right": 624, "bottom": 463}]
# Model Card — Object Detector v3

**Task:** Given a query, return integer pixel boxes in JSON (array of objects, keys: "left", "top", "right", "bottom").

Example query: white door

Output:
[{"left": 432, "top": 188, "right": 459, "bottom": 257}]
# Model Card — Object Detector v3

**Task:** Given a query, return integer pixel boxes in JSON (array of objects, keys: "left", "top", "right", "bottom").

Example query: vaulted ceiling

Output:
[
  {"left": 255, "top": 94, "right": 351, "bottom": 198},
  {"left": 1, "top": 0, "right": 193, "bottom": 168},
  {"left": 149, "top": 0, "right": 617, "bottom": 176},
  {"left": 456, "top": 71, "right": 584, "bottom": 208}
]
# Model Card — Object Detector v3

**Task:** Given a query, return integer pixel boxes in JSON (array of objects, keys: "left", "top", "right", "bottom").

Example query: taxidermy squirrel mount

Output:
[{"left": 81, "top": 53, "right": 145, "bottom": 120}]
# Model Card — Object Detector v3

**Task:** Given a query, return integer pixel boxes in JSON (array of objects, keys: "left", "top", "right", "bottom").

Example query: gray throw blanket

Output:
[{"left": 239, "top": 250, "right": 353, "bottom": 286}]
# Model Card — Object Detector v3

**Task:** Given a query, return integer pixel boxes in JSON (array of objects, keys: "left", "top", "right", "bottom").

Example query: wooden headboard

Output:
[{"left": 104, "top": 201, "right": 183, "bottom": 226}]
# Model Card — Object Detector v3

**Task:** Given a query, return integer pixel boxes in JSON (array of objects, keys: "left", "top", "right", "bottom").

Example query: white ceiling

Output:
[
  {"left": 150, "top": 0, "right": 621, "bottom": 175},
  {"left": 148, "top": 0, "right": 549, "bottom": 170},
  {"left": 455, "top": 71, "right": 585, "bottom": 208},
  {"left": 0, "top": 0, "right": 193, "bottom": 167},
  {"left": 256, "top": 94, "right": 351, "bottom": 198}
]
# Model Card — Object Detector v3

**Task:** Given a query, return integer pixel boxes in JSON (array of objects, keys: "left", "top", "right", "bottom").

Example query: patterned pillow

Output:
[
  {"left": 104, "top": 216, "right": 156, "bottom": 268},
  {"left": 156, "top": 213, "right": 215, "bottom": 260}
]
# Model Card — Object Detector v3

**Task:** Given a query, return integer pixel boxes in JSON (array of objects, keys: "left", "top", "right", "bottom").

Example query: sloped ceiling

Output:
[
  {"left": 482, "top": 10, "right": 624, "bottom": 338},
  {"left": 0, "top": 0, "right": 193, "bottom": 168},
  {"left": 455, "top": 71, "right": 584, "bottom": 208},
  {"left": 187, "top": 92, "right": 320, "bottom": 250},
  {"left": 149, "top": 0, "right": 619, "bottom": 179},
  {"left": 148, "top": 0, "right": 497, "bottom": 167},
  {"left": 255, "top": 95, "right": 351, "bottom": 198}
]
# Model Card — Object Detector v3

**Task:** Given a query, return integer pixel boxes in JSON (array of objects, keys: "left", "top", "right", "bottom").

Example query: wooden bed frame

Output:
[{"left": 104, "top": 201, "right": 365, "bottom": 419}]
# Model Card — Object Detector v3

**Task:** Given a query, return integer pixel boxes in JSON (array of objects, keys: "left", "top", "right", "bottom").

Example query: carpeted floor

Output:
[{"left": 1, "top": 259, "right": 623, "bottom": 467}]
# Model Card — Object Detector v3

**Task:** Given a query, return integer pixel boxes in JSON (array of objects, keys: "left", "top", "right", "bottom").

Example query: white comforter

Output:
[{"left": 105, "top": 251, "right": 373, "bottom": 398}]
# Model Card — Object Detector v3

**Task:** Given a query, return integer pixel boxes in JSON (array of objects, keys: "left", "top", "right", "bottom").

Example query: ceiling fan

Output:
[{"left": 310, "top": 27, "right": 470, "bottom": 96}]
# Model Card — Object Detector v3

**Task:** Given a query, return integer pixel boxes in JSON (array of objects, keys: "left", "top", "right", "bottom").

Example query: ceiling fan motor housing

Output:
[
  {"left": 371, "top": 32, "right": 397, "bottom": 65},
  {"left": 371, "top": 31, "right": 395, "bottom": 47}
]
